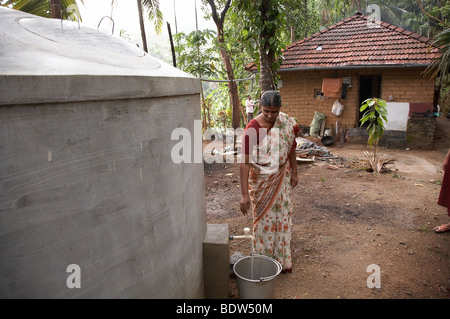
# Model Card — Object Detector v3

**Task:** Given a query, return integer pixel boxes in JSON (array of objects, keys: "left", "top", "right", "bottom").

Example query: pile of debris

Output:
[
  {"left": 295, "top": 137, "right": 398, "bottom": 173},
  {"left": 295, "top": 137, "right": 339, "bottom": 163}
]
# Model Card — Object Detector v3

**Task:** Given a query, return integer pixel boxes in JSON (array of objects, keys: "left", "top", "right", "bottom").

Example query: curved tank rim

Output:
[{"left": 0, "top": 7, "right": 200, "bottom": 105}]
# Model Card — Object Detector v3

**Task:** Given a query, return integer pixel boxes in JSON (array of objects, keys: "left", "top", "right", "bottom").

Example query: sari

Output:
[
  {"left": 438, "top": 160, "right": 450, "bottom": 215},
  {"left": 242, "top": 112, "right": 298, "bottom": 270}
]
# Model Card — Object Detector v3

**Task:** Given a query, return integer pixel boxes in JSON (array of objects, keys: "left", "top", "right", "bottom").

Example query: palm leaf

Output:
[
  {"left": 423, "top": 28, "right": 450, "bottom": 84},
  {"left": 4, "top": 0, "right": 49, "bottom": 16},
  {"left": 1, "top": 0, "right": 84, "bottom": 20},
  {"left": 141, "top": 0, "right": 163, "bottom": 33}
]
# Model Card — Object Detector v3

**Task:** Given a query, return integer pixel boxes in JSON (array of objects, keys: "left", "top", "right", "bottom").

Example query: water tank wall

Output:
[
  {"left": 0, "top": 94, "right": 206, "bottom": 299},
  {"left": 0, "top": 7, "right": 205, "bottom": 298}
]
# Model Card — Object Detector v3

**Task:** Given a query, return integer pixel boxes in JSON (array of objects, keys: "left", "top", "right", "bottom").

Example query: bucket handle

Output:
[{"left": 257, "top": 259, "right": 282, "bottom": 282}]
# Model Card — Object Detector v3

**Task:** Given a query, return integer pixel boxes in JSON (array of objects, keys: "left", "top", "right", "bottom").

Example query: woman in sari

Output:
[
  {"left": 434, "top": 149, "right": 450, "bottom": 233},
  {"left": 240, "top": 90, "right": 299, "bottom": 273}
]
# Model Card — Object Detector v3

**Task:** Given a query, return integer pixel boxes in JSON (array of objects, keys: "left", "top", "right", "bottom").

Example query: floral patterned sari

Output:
[{"left": 246, "top": 112, "right": 298, "bottom": 270}]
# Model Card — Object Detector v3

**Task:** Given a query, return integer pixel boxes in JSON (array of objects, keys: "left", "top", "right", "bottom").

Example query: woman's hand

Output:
[
  {"left": 240, "top": 194, "right": 251, "bottom": 215},
  {"left": 240, "top": 160, "right": 251, "bottom": 215},
  {"left": 290, "top": 172, "right": 298, "bottom": 188}
]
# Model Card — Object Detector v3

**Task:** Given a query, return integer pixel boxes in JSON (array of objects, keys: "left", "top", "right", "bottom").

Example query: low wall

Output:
[
  {"left": 406, "top": 117, "right": 436, "bottom": 150},
  {"left": 347, "top": 116, "right": 436, "bottom": 150}
]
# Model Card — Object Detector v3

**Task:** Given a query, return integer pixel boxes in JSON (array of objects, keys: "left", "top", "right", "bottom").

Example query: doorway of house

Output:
[{"left": 359, "top": 75, "right": 381, "bottom": 126}]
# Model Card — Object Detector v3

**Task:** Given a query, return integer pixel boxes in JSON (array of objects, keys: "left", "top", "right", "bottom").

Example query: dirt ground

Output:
[{"left": 203, "top": 118, "right": 450, "bottom": 299}]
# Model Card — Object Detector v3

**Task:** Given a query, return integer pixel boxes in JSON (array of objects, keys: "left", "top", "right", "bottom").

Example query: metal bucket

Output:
[{"left": 233, "top": 255, "right": 282, "bottom": 299}]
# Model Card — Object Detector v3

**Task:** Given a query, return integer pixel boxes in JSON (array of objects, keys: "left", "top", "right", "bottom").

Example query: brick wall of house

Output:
[
  {"left": 279, "top": 67, "right": 435, "bottom": 131},
  {"left": 381, "top": 68, "right": 435, "bottom": 104}
]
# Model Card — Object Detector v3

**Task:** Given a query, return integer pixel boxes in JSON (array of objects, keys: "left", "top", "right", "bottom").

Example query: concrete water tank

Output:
[{"left": 0, "top": 7, "right": 206, "bottom": 298}]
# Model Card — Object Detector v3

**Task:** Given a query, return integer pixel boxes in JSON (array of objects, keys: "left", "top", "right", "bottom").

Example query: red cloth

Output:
[
  {"left": 241, "top": 118, "right": 299, "bottom": 156},
  {"left": 438, "top": 164, "right": 450, "bottom": 215},
  {"left": 322, "top": 78, "right": 342, "bottom": 97}
]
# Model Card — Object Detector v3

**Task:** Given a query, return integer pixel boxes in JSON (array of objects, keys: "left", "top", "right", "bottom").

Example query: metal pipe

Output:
[
  {"left": 97, "top": 16, "right": 115, "bottom": 36},
  {"left": 229, "top": 227, "right": 254, "bottom": 240},
  {"left": 230, "top": 235, "right": 254, "bottom": 240}
]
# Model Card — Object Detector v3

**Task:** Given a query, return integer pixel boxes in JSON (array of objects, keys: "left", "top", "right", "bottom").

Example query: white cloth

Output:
[{"left": 246, "top": 99, "right": 254, "bottom": 113}]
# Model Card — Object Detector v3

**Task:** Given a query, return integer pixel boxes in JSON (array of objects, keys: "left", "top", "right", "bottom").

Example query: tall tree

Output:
[
  {"left": 136, "top": 0, "right": 148, "bottom": 52},
  {"left": 135, "top": 0, "right": 163, "bottom": 53},
  {"left": 174, "top": 29, "right": 219, "bottom": 129},
  {"left": 236, "top": 0, "right": 287, "bottom": 92},
  {"left": 282, "top": 0, "right": 320, "bottom": 42},
  {"left": 206, "top": 0, "right": 242, "bottom": 129},
  {"left": 50, "top": 0, "right": 60, "bottom": 18},
  {"left": 365, "top": 0, "right": 449, "bottom": 37},
  {"left": 257, "top": 0, "right": 285, "bottom": 91},
  {"left": 316, "top": 0, "right": 360, "bottom": 26}
]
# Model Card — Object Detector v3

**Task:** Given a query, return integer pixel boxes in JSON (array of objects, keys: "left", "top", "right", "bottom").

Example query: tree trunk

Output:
[
  {"left": 207, "top": 100, "right": 211, "bottom": 127},
  {"left": 137, "top": 0, "right": 148, "bottom": 53},
  {"left": 167, "top": 22, "right": 177, "bottom": 67},
  {"left": 50, "top": 0, "right": 62, "bottom": 19},
  {"left": 355, "top": 0, "right": 362, "bottom": 13},
  {"left": 290, "top": 26, "right": 295, "bottom": 44},
  {"left": 219, "top": 45, "right": 241, "bottom": 130},
  {"left": 207, "top": 0, "right": 241, "bottom": 130},
  {"left": 259, "top": 41, "right": 276, "bottom": 92},
  {"left": 200, "top": 85, "right": 207, "bottom": 130},
  {"left": 259, "top": 0, "right": 276, "bottom": 92}
]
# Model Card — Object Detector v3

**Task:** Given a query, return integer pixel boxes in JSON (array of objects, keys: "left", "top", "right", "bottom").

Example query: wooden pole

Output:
[{"left": 167, "top": 22, "right": 177, "bottom": 68}]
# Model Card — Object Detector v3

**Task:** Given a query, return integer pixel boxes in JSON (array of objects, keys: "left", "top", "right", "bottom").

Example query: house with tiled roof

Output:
[{"left": 278, "top": 12, "right": 440, "bottom": 148}]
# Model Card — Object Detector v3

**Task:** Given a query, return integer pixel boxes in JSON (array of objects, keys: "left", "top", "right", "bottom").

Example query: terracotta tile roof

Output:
[
  {"left": 244, "top": 62, "right": 258, "bottom": 72},
  {"left": 281, "top": 13, "right": 438, "bottom": 70}
]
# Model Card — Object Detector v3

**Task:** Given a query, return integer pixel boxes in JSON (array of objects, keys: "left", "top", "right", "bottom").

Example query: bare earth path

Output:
[{"left": 203, "top": 124, "right": 450, "bottom": 299}]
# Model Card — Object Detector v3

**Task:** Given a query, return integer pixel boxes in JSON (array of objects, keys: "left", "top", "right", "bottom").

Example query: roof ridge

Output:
[
  {"left": 354, "top": 12, "right": 433, "bottom": 45},
  {"left": 285, "top": 13, "right": 367, "bottom": 50}
]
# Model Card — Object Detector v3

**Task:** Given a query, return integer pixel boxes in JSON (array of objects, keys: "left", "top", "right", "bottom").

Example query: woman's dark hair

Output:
[{"left": 260, "top": 90, "right": 282, "bottom": 107}]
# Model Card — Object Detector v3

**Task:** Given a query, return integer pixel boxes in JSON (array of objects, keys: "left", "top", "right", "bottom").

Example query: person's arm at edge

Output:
[
  {"left": 443, "top": 149, "right": 450, "bottom": 171},
  {"left": 289, "top": 146, "right": 298, "bottom": 188},
  {"left": 240, "top": 154, "right": 251, "bottom": 215}
]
